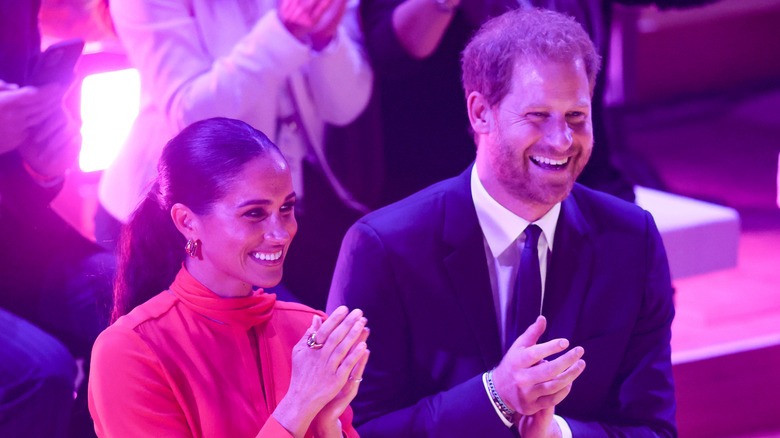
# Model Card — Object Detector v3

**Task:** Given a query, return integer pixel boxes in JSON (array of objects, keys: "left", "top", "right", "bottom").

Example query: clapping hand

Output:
[
  {"left": 493, "top": 316, "right": 585, "bottom": 437},
  {"left": 278, "top": 0, "right": 349, "bottom": 50},
  {"left": 273, "top": 306, "right": 370, "bottom": 438}
]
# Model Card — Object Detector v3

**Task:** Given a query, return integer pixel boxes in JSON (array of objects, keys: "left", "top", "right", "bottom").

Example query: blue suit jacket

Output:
[{"left": 327, "top": 167, "right": 676, "bottom": 437}]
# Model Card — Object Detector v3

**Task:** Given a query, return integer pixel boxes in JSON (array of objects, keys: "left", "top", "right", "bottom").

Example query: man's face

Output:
[{"left": 475, "top": 57, "right": 593, "bottom": 217}]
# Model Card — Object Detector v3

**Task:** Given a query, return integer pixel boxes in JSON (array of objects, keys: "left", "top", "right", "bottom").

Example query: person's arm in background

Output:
[
  {"left": 390, "top": 0, "right": 460, "bottom": 59},
  {"left": 108, "top": 0, "right": 371, "bottom": 135},
  {"left": 0, "top": 80, "right": 80, "bottom": 207},
  {"left": 304, "top": 0, "right": 374, "bottom": 126},
  {"left": 360, "top": 0, "right": 514, "bottom": 76}
]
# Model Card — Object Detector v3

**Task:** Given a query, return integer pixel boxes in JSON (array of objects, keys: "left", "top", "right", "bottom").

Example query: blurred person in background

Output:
[
  {"left": 0, "top": 0, "right": 114, "bottom": 436},
  {"left": 95, "top": 0, "right": 373, "bottom": 310},
  {"left": 360, "top": 0, "right": 717, "bottom": 206}
]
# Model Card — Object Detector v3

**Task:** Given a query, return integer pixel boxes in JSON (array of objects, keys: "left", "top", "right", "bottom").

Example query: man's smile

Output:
[{"left": 529, "top": 155, "right": 570, "bottom": 170}]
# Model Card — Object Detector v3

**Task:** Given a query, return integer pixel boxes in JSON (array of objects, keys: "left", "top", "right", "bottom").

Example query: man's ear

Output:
[
  {"left": 467, "top": 91, "right": 493, "bottom": 136},
  {"left": 171, "top": 203, "right": 198, "bottom": 238}
]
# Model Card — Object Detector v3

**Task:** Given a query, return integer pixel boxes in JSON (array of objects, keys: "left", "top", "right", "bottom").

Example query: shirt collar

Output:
[{"left": 471, "top": 166, "right": 561, "bottom": 258}]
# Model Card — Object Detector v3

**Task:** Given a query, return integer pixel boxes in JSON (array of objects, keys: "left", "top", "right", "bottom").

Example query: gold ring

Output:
[{"left": 306, "top": 332, "right": 324, "bottom": 349}]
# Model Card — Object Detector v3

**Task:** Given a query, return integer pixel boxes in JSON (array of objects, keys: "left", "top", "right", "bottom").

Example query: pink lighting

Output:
[{"left": 79, "top": 68, "right": 140, "bottom": 172}]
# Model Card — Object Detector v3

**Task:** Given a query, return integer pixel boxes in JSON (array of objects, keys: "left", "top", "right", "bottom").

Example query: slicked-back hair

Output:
[
  {"left": 112, "top": 117, "right": 281, "bottom": 322},
  {"left": 461, "top": 8, "right": 601, "bottom": 107}
]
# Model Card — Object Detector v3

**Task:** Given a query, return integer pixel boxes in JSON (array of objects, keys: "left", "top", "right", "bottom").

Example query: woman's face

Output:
[{"left": 187, "top": 152, "right": 297, "bottom": 297}]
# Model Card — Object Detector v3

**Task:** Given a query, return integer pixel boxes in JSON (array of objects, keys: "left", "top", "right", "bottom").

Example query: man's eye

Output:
[{"left": 527, "top": 112, "right": 547, "bottom": 118}]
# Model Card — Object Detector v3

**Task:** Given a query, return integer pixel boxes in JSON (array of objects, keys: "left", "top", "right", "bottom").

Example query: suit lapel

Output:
[
  {"left": 442, "top": 168, "right": 503, "bottom": 368},
  {"left": 542, "top": 187, "right": 594, "bottom": 344}
]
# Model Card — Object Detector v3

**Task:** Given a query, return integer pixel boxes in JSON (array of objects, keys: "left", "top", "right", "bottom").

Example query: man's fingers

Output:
[
  {"left": 510, "top": 337, "right": 571, "bottom": 369},
  {"left": 534, "top": 382, "right": 574, "bottom": 410},
  {"left": 510, "top": 315, "right": 546, "bottom": 349},
  {"left": 533, "top": 357, "right": 586, "bottom": 397},
  {"left": 531, "top": 346, "right": 584, "bottom": 378}
]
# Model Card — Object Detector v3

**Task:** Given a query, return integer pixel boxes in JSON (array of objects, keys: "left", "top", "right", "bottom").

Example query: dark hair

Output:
[
  {"left": 111, "top": 117, "right": 281, "bottom": 322},
  {"left": 461, "top": 8, "right": 601, "bottom": 107}
]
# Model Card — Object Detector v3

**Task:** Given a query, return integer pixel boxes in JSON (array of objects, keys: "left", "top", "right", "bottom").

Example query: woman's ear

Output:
[
  {"left": 467, "top": 91, "right": 493, "bottom": 136},
  {"left": 171, "top": 203, "right": 197, "bottom": 238}
]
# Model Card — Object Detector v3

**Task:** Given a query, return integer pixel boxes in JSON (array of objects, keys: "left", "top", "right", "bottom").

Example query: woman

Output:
[{"left": 88, "top": 117, "right": 370, "bottom": 438}]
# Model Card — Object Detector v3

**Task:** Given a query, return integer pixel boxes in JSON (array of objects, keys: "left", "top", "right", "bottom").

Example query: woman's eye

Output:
[
  {"left": 244, "top": 209, "right": 267, "bottom": 219},
  {"left": 280, "top": 202, "right": 295, "bottom": 214}
]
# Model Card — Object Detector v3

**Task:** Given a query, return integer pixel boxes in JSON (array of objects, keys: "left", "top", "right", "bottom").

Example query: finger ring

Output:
[
  {"left": 349, "top": 377, "right": 363, "bottom": 382},
  {"left": 306, "top": 332, "right": 324, "bottom": 349}
]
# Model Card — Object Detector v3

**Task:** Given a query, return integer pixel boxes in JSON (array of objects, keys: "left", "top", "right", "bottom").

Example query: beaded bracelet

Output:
[{"left": 486, "top": 369, "right": 515, "bottom": 421}]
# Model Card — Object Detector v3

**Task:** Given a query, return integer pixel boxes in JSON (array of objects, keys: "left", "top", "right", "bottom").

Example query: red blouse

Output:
[{"left": 88, "top": 267, "right": 358, "bottom": 438}]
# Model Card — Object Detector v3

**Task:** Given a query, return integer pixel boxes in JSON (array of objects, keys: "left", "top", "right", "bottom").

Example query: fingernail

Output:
[
  {"left": 558, "top": 339, "right": 569, "bottom": 349},
  {"left": 574, "top": 346, "right": 584, "bottom": 356}
]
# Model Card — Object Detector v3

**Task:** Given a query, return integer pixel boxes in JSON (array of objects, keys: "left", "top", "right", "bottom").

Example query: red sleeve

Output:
[
  {"left": 88, "top": 325, "right": 192, "bottom": 437},
  {"left": 255, "top": 416, "right": 294, "bottom": 438},
  {"left": 340, "top": 405, "right": 360, "bottom": 438}
]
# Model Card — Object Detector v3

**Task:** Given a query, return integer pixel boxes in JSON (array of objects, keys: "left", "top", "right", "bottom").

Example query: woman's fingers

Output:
[
  {"left": 327, "top": 315, "right": 366, "bottom": 365},
  {"left": 347, "top": 344, "right": 369, "bottom": 382},
  {"left": 316, "top": 307, "right": 362, "bottom": 349},
  {"left": 309, "top": 306, "right": 348, "bottom": 346}
]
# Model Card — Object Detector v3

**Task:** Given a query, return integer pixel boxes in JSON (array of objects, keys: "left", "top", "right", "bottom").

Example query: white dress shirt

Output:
[{"left": 471, "top": 166, "right": 572, "bottom": 438}]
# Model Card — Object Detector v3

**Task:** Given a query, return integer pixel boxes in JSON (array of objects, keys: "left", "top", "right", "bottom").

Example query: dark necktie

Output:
[{"left": 505, "top": 224, "right": 543, "bottom": 351}]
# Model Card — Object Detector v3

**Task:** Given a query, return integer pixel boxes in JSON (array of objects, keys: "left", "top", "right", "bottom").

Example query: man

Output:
[{"left": 327, "top": 8, "right": 675, "bottom": 437}]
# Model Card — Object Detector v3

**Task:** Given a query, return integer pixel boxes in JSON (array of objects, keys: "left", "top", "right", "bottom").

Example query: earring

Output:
[{"left": 185, "top": 239, "right": 200, "bottom": 258}]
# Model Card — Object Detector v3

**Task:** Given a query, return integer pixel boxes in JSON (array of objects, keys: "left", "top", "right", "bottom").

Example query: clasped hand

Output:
[
  {"left": 278, "top": 0, "right": 349, "bottom": 50},
  {"left": 492, "top": 316, "right": 586, "bottom": 438},
  {"left": 274, "top": 306, "right": 370, "bottom": 438}
]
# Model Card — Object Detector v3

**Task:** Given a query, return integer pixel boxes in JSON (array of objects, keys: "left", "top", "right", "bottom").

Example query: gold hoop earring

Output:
[{"left": 185, "top": 239, "right": 200, "bottom": 258}]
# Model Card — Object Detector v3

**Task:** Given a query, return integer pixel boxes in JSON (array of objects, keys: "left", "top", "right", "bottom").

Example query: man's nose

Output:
[{"left": 544, "top": 116, "right": 574, "bottom": 150}]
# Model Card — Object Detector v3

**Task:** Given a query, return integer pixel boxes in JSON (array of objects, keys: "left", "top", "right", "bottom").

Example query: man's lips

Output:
[{"left": 530, "top": 155, "right": 570, "bottom": 170}]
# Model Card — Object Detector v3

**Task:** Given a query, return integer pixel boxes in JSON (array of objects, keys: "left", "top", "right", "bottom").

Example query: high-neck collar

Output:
[{"left": 168, "top": 266, "right": 276, "bottom": 330}]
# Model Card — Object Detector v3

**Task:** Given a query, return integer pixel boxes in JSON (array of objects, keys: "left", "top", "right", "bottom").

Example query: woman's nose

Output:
[{"left": 264, "top": 215, "right": 292, "bottom": 242}]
